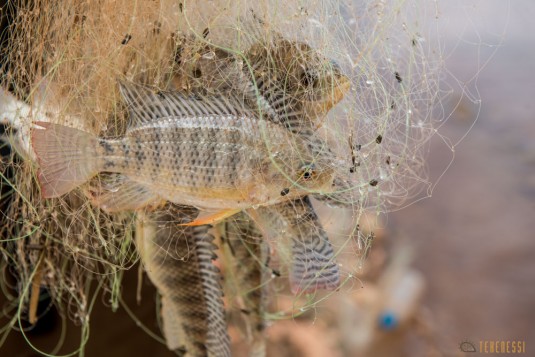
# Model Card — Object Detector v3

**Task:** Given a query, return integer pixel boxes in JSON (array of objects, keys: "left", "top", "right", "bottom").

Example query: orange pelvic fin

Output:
[{"left": 180, "top": 208, "right": 242, "bottom": 227}]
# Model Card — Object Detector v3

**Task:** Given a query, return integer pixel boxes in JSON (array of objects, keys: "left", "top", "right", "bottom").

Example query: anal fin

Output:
[{"left": 86, "top": 174, "right": 161, "bottom": 212}]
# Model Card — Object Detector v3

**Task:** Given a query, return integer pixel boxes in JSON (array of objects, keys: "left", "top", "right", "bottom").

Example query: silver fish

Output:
[{"left": 31, "top": 84, "right": 336, "bottom": 219}]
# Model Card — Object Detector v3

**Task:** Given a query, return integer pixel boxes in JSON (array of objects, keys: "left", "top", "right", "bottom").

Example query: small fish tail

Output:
[{"left": 31, "top": 121, "right": 99, "bottom": 197}]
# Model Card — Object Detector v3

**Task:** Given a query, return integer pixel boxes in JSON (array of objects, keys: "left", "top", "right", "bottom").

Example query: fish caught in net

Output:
[{"left": 0, "top": 0, "right": 444, "bottom": 355}]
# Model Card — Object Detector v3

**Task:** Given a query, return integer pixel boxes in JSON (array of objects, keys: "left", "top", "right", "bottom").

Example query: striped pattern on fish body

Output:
[
  {"left": 243, "top": 39, "right": 350, "bottom": 131},
  {"left": 222, "top": 213, "right": 269, "bottom": 357},
  {"left": 31, "top": 87, "right": 336, "bottom": 208},
  {"left": 175, "top": 36, "right": 352, "bottom": 204},
  {"left": 170, "top": 34, "right": 345, "bottom": 293},
  {"left": 138, "top": 205, "right": 230, "bottom": 357},
  {"left": 173, "top": 40, "right": 289, "bottom": 127},
  {"left": 172, "top": 31, "right": 349, "bottom": 133},
  {"left": 251, "top": 196, "right": 340, "bottom": 294}
]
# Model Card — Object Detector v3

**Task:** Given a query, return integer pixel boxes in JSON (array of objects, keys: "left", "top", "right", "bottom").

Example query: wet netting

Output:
[{"left": 0, "top": 0, "right": 451, "bottom": 355}]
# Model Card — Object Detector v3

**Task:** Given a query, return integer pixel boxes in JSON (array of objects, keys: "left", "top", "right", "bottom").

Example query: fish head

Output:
[
  {"left": 269, "top": 40, "right": 351, "bottom": 120},
  {"left": 256, "top": 147, "right": 335, "bottom": 204},
  {"left": 299, "top": 60, "right": 351, "bottom": 121},
  {"left": 292, "top": 158, "right": 336, "bottom": 194}
]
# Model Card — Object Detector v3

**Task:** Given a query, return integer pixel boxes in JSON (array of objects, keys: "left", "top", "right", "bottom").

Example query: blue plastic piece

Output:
[{"left": 379, "top": 311, "right": 398, "bottom": 330}]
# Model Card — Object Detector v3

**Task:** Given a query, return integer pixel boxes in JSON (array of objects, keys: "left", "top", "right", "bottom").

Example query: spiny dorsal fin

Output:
[{"left": 118, "top": 81, "right": 252, "bottom": 130}]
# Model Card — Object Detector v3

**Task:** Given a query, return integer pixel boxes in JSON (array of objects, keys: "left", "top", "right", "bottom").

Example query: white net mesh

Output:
[{"left": 0, "top": 0, "right": 452, "bottom": 354}]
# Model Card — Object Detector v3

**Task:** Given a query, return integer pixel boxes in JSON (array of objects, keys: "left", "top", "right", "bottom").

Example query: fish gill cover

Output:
[{"left": 0, "top": 0, "right": 450, "bottom": 355}]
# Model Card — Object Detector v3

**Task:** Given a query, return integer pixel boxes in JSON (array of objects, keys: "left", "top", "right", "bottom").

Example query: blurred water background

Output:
[{"left": 387, "top": 0, "right": 535, "bottom": 354}]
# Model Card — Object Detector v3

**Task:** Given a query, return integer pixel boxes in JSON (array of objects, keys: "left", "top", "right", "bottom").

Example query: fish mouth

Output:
[
  {"left": 305, "top": 75, "right": 351, "bottom": 118},
  {"left": 329, "top": 75, "right": 351, "bottom": 105}
]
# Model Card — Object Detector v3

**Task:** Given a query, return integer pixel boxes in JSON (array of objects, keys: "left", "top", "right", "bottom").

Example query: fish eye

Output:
[{"left": 299, "top": 163, "right": 316, "bottom": 181}]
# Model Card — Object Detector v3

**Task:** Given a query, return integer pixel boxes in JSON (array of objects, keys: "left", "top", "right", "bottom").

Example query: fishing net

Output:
[{"left": 0, "top": 0, "right": 451, "bottom": 354}]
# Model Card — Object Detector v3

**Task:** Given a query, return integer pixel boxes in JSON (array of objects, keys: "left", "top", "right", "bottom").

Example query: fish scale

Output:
[
  {"left": 222, "top": 213, "right": 270, "bottom": 357},
  {"left": 118, "top": 116, "right": 290, "bottom": 187},
  {"left": 32, "top": 87, "right": 336, "bottom": 208},
  {"left": 138, "top": 205, "right": 230, "bottom": 357}
]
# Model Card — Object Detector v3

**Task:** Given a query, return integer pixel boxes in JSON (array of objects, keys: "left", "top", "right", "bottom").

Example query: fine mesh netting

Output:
[{"left": 0, "top": 0, "right": 452, "bottom": 355}]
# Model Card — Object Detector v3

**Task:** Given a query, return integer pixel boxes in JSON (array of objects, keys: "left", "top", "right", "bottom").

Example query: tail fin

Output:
[{"left": 31, "top": 122, "right": 99, "bottom": 198}]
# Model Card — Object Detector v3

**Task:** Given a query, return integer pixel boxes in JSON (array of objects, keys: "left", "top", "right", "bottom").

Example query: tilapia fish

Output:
[
  {"left": 251, "top": 196, "right": 340, "bottom": 294},
  {"left": 138, "top": 204, "right": 230, "bottom": 357},
  {"left": 177, "top": 33, "right": 345, "bottom": 295},
  {"left": 182, "top": 33, "right": 354, "bottom": 208},
  {"left": 31, "top": 83, "right": 336, "bottom": 216},
  {"left": 178, "top": 33, "right": 350, "bottom": 132},
  {"left": 245, "top": 38, "right": 350, "bottom": 130}
]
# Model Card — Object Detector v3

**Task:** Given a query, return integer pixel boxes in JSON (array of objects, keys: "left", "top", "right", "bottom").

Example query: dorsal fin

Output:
[
  {"left": 236, "top": 11, "right": 284, "bottom": 51},
  {"left": 118, "top": 81, "right": 252, "bottom": 130}
]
